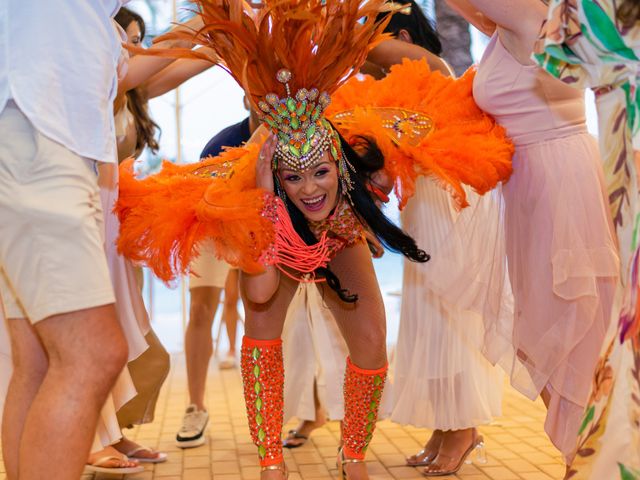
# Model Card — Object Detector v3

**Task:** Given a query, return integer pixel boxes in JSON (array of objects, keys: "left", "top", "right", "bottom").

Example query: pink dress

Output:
[{"left": 473, "top": 33, "right": 619, "bottom": 457}]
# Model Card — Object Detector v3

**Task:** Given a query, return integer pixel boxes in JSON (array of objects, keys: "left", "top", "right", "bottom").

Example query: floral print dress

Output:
[{"left": 535, "top": 1, "right": 640, "bottom": 478}]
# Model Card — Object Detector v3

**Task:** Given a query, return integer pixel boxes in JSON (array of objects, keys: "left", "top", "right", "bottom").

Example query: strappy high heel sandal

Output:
[
  {"left": 422, "top": 434, "right": 487, "bottom": 477},
  {"left": 337, "top": 447, "right": 365, "bottom": 480},
  {"left": 261, "top": 463, "right": 289, "bottom": 479}
]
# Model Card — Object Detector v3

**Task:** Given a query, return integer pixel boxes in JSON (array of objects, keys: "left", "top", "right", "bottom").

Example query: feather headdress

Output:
[{"left": 155, "top": 0, "right": 393, "bottom": 174}]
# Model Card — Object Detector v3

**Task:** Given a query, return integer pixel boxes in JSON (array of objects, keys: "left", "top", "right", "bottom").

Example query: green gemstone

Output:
[
  {"left": 301, "top": 142, "right": 311, "bottom": 155},
  {"left": 286, "top": 98, "right": 296, "bottom": 112},
  {"left": 289, "top": 144, "right": 301, "bottom": 157},
  {"left": 258, "top": 445, "right": 267, "bottom": 458},
  {"left": 312, "top": 108, "right": 320, "bottom": 120},
  {"left": 373, "top": 389, "right": 381, "bottom": 399},
  {"left": 258, "top": 428, "right": 266, "bottom": 442},
  {"left": 254, "top": 381, "right": 262, "bottom": 394},
  {"left": 367, "top": 412, "right": 375, "bottom": 422},
  {"left": 296, "top": 101, "right": 306, "bottom": 116},
  {"left": 369, "top": 400, "right": 378, "bottom": 410},
  {"left": 252, "top": 347, "right": 261, "bottom": 360},
  {"left": 253, "top": 365, "right": 260, "bottom": 378},
  {"left": 291, "top": 117, "right": 300, "bottom": 129},
  {"left": 256, "top": 412, "right": 263, "bottom": 425},
  {"left": 374, "top": 375, "right": 382, "bottom": 386},
  {"left": 330, "top": 144, "right": 338, "bottom": 160},
  {"left": 306, "top": 124, "right": 316, "bottom": 139},
  {"left": 365, "top": 433, "right": 373, "bottom": 443},
  {"left": 265, "top": 118, "right": 277, "bottom": 129},
  {"left": 366, "top": 423, "right": 374, "bottom": 433},
  {"left": 277, "top": 104, "right": 288, "bottom": 116},
  {"left": 255, "top": 397, "right": 263, "bottom": 410}
]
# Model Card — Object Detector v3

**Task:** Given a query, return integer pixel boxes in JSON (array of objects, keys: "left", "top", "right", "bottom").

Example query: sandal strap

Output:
[
  {"left": 126, "top": 446, "right": 153, "bottom": 457},
  {"left": 286, "top": 430, "right": 308, "bottom": 440},
  {"left": 424, "top": 436, "right": 483, "bottom": 474},
  {"left": 338, "top": 447, "right": 364, "bottom": 465},
  {"left": 90, "top": 455, "right": 130, "bottom": 467},
  {"left": 261, "top": 463, "right": 287, "bottom": 472}
]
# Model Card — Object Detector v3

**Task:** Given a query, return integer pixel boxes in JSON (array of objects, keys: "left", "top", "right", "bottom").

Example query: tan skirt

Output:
[{"left": 117, "top": 330, "right": 170, "bottom": 429}]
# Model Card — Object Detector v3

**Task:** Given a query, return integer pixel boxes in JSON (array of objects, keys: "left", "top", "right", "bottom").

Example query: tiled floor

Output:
[{"left": 3, "top": 354, "right": 566, "bottom": 480}]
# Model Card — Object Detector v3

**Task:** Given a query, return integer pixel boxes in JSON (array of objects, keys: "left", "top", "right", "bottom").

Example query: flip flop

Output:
[
  {"left": 84, "top": 454, "right": 145, "bottom": 474},
  {"left": 282, "top": 429, "right": 309, "bottom": 449},
  {"left": 126, "top": 446, "right": 168, "bottom": 464}
]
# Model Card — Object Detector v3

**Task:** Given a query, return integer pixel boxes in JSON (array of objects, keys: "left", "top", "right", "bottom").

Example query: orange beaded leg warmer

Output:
[
  {"left": 342, "top": 357, "right": 388, "bottom": 460},
  {"left": 241, "top": 336, "right": 285, "bottom": 467}
]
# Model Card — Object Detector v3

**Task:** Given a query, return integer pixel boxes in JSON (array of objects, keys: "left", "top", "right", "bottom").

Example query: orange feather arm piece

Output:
[
  {"left": 327, "top": 58, "right": 514, "bottom": 209},
  {"left": 116, "top": 144, "right": 273, "bottom": 283}
]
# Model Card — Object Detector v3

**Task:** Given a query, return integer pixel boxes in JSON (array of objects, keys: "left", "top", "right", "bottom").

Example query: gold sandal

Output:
[
  {"left": 261, "top": 463, "right": 289, "bottom": 479},
  {"left": 337, "top": 447, "right": 365, "bottom": 480}
]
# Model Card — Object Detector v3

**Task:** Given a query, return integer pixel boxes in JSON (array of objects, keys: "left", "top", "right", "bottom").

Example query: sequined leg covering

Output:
[
  {"left": 342, "top": 357, "right": 388, "bottom": 460},
  {"left": 241, "top": 336, "right": 284, "bottom": 467}
]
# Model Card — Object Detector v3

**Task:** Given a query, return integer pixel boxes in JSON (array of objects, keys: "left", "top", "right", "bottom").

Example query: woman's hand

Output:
[
  {"left": 256, "top": 135, "right": 277, "bottom": 191},
  {"left": 365, "top": 230, "right": 384, "bottom": 258}
]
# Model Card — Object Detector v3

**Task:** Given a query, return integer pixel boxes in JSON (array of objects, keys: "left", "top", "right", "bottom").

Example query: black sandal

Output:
[{"left": 282, "top": 430, "right": 309, "bottom": 449}]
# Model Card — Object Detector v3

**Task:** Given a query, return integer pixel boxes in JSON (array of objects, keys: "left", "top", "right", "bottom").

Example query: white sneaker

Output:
[
  {"left": 176, "top": 405, "right": 208, "bottom": 448},
  {"left": 219, "top": 352, "right": 237, "bottom": 370}
]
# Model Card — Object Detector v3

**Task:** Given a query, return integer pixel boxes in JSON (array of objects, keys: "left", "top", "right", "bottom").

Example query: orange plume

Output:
[
  {"left": 153, "top": 0, "right": 393, "bottom": 110},
  {"left": 327, "top": 58, "right": 514, "bottom": 209}
]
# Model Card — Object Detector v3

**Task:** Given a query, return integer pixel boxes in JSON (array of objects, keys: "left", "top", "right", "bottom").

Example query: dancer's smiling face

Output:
[{"left": 278, "top": 152, "right": 340, "bottom": 222}]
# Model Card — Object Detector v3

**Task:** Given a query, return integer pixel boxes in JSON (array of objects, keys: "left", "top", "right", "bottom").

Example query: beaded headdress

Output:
[
  {"left": 258, "top": 69, "right": 335, "bottom": 172},
  {"left": 258, "top": 67, "right": 357, "bottom": 195}
]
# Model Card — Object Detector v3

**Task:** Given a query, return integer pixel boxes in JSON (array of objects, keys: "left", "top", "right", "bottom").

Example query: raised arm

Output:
[
  {"left": 367, "top": 39, "right": 454, "bottom": 77},
  {"left": 444, "top": 0, "right": 496, "bottom": 36},
  {"left": 446, "top": 0, "right": 545, "bottom": 39},
  {"left": 241, "top": 134, "right": 281, "bottom": 304},
  {"left": 117, "top": 15, "right": 205, "bottom": 96},
  {"left": 142, "top": 47, "right": 218, "bottom": 99}
]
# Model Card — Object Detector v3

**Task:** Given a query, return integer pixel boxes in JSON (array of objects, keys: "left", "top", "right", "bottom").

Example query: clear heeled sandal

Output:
[{"left": 422, "top": 435, "right": 487, "bottom": 477}]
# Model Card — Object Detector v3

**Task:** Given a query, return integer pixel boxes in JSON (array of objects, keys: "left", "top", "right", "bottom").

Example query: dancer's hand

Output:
[{"left": 256, "top": 135, "right": 277, "bottom": 192}]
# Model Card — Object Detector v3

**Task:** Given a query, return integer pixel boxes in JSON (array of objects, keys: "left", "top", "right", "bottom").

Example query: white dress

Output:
[
  {"left": 283, "top": 283, "right": 348, "bottom": 422},
  {"left": 391, "top": 177, "right": 503, "bottom": 430},
  {"left": 91, "top": 103, "right": 155, "bottom": 451}
]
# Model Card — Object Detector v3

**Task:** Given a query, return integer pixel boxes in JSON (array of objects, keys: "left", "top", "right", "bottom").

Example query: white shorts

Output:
[
  {"left": 0, "top": 102, "right": 115, "bottom": 323},
  {"left": 188, "top": 242, "right": 232, "bottom": 289}
]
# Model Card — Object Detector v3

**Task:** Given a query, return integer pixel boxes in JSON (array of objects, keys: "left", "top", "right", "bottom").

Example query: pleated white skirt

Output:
[{"left": 390, "top": 177, "right": 503, "bottom": 430}]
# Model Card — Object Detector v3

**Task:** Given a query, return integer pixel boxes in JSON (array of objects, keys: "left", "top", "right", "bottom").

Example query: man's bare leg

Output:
[
  {"left": 3, "top": 304, "right": 127, "bottom": 480},
  {"left": 222, "top": 270, "right": 239, "bottom": 362},
  {"left": 186, "top": 286, "right": 222, "bottom": 409},
  {"left": 1, "top": 317, "right": 48, "bottom": 479}
]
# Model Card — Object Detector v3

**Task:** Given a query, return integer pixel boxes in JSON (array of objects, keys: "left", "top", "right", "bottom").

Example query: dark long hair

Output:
[
  {"left": 376, "top": 1, "right": 442, "bottom": 54},
  {"left": 115, "top": 7, "right": 161, "bottom": 157},
  {"left": 275, "top": 132, "right": 429, "bottom": 303},
  {"left": 618, "top": 0, "right": 640, "bottom": 27}
]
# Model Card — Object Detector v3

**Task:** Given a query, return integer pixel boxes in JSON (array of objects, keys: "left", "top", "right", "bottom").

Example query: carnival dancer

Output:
[{"left": 115, "top": 1, "right": 513, "bottom": 478}]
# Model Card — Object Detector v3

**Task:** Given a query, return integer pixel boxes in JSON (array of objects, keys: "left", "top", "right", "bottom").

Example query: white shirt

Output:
[{"left": 0, "top": 1, "right": 125, "bottom": 163}]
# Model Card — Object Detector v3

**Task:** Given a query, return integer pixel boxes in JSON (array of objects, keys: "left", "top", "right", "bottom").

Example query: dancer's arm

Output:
[{"left": 242, "top": 135, "right": 281, "bottom": 304}]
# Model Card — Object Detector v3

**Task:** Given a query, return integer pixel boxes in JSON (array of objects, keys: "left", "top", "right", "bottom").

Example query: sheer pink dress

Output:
[{"left": 473, "top": 33, "right": 619, "bottom": 458}]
